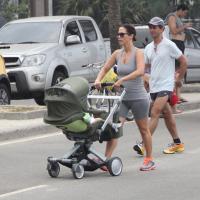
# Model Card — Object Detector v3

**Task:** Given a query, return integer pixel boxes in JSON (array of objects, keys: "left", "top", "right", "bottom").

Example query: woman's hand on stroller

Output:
[
  {"left": 113, "top": 78, "right": 123, "bottom": 91},
  {"left": 94, "top": 79, "right": 102, "bottom": 90}
]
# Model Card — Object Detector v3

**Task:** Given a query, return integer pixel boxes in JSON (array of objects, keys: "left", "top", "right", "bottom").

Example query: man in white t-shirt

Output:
[{"left": 134, "top": 17, "right": 187, "bottom": 155}]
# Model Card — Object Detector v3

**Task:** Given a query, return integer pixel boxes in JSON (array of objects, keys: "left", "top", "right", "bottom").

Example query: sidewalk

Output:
[
  {"left": 0, "top": 91, "right": 200, "bottom": 142},
  {"left": 0, "top": 118, "right": 59, "bottom": 141},
  {"left": 177, "top": 93, "right": 200, "bottom": 111}
]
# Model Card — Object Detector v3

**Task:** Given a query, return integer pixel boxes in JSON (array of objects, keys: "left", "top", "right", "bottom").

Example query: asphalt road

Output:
[{"left": 0, "top": 110, "right": 200, "bottom": 200}]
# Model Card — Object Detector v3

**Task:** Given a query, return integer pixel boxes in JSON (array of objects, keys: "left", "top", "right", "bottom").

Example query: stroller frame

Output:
[{"left": 46, "top": 80, "right": 125, "bottom": 179}]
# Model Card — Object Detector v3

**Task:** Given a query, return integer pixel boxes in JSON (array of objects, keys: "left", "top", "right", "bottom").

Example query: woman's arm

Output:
[{"left": 95, "top": 50, "right": 119, "bottom": 88}]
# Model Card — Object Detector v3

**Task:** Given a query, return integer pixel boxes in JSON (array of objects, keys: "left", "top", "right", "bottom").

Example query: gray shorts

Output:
[{"left": 119, "top": 98, "right": 150, "bottom": 120}]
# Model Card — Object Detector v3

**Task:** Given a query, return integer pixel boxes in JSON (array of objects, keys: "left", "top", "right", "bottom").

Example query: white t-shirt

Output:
[{"left": 144, "top": 37, "right": 182, "bottom": 93}]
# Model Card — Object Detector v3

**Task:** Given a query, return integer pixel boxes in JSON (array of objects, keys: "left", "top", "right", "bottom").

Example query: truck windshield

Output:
[{"left": 0, "top": 22, "right": 61, "bottom": 44}]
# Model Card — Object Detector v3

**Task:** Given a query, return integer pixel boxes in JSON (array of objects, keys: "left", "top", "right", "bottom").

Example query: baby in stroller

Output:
[{"left": 44, "top": 76, "right": 125, "bottom": 179}]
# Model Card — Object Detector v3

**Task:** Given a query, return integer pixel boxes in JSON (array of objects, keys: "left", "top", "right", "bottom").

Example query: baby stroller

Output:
[{"left": 44, "top": 77, "right": 126, "bottom": 179}]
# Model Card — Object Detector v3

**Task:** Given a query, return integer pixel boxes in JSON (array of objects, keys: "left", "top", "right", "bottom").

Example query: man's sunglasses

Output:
[
  {"left": 148, "top": 24, "right": 163, "bottom": 29},
  {"left": 117, "top": 32, "right": 129, "bottom": 38}
]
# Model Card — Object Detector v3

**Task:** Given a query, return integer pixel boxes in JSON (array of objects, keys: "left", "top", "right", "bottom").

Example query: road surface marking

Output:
[
  {"left": 175, "top": 109, "right": 200, "bottom": 115},
  {"left": 0, "top": 132, "right": 61, "bottom": 147},
  {"left": 0, "top": 185, "right": 48, "bottom": 198},
  {"left": 187, "top": 147, "right": 200, "bottom": 154}
]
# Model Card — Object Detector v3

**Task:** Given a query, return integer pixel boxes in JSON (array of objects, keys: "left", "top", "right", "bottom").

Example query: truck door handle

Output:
[{"left": 82, "top": 48, "right": 88, "bottom": 53}]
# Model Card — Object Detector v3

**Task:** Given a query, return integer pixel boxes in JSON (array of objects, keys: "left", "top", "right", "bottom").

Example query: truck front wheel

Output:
[
  {"left": 34, "top": 70, "right": 67, "bottom": 105},
  {"left": 34, "top": 95, "right": 45, "bottom": 105},
  {"left": 52, "top": 70, "right": 67, "bottom": 86}
]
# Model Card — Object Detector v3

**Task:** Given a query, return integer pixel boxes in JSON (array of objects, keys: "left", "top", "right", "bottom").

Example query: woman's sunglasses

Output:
[{"left": 117, "top": 32, "right": 129, "bottom": 38}]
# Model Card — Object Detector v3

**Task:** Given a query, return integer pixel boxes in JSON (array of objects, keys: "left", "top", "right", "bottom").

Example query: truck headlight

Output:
[{"left": 22, "top": 54, "right": 46, "bottom": 67}]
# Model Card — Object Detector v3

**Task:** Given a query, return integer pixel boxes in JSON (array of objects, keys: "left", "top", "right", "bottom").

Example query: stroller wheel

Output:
[
  {"left": 47, "top": 162, "right": 60, "bottom": 178},
  {"left": 107, "top": 157, "right": 123, "bottom": 176},
  {"left": 72, "top": 164, "right": 85, "bottom": 179}
]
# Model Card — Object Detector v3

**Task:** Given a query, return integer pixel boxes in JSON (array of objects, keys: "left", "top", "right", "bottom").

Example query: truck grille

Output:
[{"left": 3, "top": 56, "right": 21, "bottom": 68}]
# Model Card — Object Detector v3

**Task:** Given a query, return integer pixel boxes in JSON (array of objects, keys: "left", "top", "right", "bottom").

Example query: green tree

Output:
[
  {"left": 121, "top": 0, "right": 150, "bottom": 24},
  {"left": 18, "top": 0, "right": 29, "bottom": 19},
  {"left": 53, "top": 0, "right": 109, "bottom": 37},
  {"left": 0, "top": 0, "right": 18, "bottom": 21},
  {"left": 0, "top": 0, "right": 29, "bottom": 22},
  {"left": 108, "top": 0, "right": 121, "bottom": 52}
]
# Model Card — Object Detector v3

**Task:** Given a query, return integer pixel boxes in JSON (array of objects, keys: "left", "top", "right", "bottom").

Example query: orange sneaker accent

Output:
[
  {"left": 143, "top": 157, "right": 153, "bottom": 163},
  {"left": 163, "top": 143, "right": 184, "bottom": 154},
  {"left": 140, "top": 158, "right": 155, "bottom": 171}
]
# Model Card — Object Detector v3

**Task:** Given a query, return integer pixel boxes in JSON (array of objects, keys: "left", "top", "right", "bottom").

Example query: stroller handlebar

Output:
[{"left": 90, "top": 82, "right": 124, "bottom": 91}]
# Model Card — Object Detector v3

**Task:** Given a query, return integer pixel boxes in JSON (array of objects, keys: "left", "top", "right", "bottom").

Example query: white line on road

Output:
[
  {"left": 0, "top": 132, "right": 61, "bottom": 147},
  {"left": 187, "top": 147, "right": 200, "bottom": 154},
  {"left": 175, "top": 109, "right": 200, "bottom": 115},
  {"left": 0, "top": 185, "right": 48, "bottom": 198}
]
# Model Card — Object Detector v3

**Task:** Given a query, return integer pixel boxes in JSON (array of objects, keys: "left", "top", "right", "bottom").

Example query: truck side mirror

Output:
[{"left": 65, "top": 35, "right": 81, "bottom": 45}]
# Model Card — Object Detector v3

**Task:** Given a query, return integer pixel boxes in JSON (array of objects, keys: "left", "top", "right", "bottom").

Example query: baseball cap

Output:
[{"left": 148, "top": 17, "right": 165, "bottom": 27}]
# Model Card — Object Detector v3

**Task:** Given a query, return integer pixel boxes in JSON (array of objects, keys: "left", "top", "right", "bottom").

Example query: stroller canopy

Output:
[{"left": 44, "top": 77, "right": 89, "bottom": 125}]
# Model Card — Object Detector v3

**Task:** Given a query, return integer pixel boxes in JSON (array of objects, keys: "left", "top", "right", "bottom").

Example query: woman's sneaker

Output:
[
  {"left": 133, "top": 142, "right": 145, "bottom": 156},
  {"left": 140, "top": 158, "right": 156, "bottom": 171},
  {"left": 163, "top": 143, "right": 184, "bottom": 154}
]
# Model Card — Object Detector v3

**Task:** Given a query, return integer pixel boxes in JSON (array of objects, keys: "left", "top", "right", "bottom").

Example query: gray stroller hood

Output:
[{"left": 44, "top": 77, "right": 89, "bottom": 126}]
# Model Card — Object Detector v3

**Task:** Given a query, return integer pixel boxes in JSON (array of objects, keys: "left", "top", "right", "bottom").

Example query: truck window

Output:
[
  {"left": 79, "top": 20, "right": 97, "bottom": 42},
  {"left": 0, "top": 22, "right": 61, "bottom": 44},
  {"left": 65, "top": 21, "right": 82, "bottom": 43},
  {"left": 191, "top": 30, "right": 200, "bottom": 49},
  {"left": 134, "top": 27, "right": 152, "bottom": 48},
  {"left": 185, "top": 32, "right": 195, "bottom": 48}
]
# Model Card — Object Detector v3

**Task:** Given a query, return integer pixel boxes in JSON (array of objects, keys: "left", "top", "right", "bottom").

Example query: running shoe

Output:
[
  {"left": 140, "top": 158, "right": 156, "bottom": 171},
  {"left": 133, "top": 142, "right": 145, "bottom": 156},
  {"left": 163, "top": 143, "right": 184, "bottom": 154}
]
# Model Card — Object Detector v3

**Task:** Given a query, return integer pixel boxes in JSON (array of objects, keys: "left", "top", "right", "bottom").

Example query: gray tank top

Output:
[
  {"left": 117, "top": 47, "right": 148, "bottom": 100},
  {"left": 165, "top": 12, "right": 184, "bottom": 37}
]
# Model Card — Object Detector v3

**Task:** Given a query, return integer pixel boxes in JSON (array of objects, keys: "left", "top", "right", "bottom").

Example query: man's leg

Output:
[
  {"left": 149, "top": 96, "right": 169, "bottom": 135},
  {"left": 162, "top": 102, "right": 179, "bottom": 139},
  {"left": 162, "top": 103, "right": 184, "bottom": 154},
  {"left": 133, "top": 94, "right": 168, "bottom": 156}
]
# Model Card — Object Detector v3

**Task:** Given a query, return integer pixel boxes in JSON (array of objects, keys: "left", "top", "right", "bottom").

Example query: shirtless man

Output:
[{"left": 166, "top": 4, "right": 191, "bottom": 113}]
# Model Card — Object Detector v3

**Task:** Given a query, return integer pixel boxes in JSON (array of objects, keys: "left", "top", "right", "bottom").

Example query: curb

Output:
[
  {"left": 0, "top": 109, "right": 46, "bottom": 120},
  {"left": 177, "top": 100, "right": 200, "bottom": 111},
  {"left": 0, "top": 99, "right": 200, "bottom": 142},
  {"left": 181, "top": 84, "right": 200, "bottom": 93},
  {"left": 0, "top": 105, "right": 46, "bottom": 120},
  {"left": 0, "top": 123, "right": 59, "bottom": 141}
]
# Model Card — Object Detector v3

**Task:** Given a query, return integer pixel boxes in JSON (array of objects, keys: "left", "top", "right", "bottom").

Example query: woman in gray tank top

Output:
[{"left": 95, "top": 24, "right": 155, "bottom": 171}]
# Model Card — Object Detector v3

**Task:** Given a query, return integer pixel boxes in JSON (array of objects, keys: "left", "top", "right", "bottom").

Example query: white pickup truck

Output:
[{"left": 0, "top": 16, "right": 108, "bottom": 105}]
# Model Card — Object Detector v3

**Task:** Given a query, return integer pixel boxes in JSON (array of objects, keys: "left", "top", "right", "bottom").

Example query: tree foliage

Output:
[
  {"left": 108, "top": 0, "right": 121, "bottom": 52},
  {"left": 0, "top": 0, "right": 29, "bottom": 22},
  {"left": 53, "top": 0, "right": 109, "bottom": 37}
]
